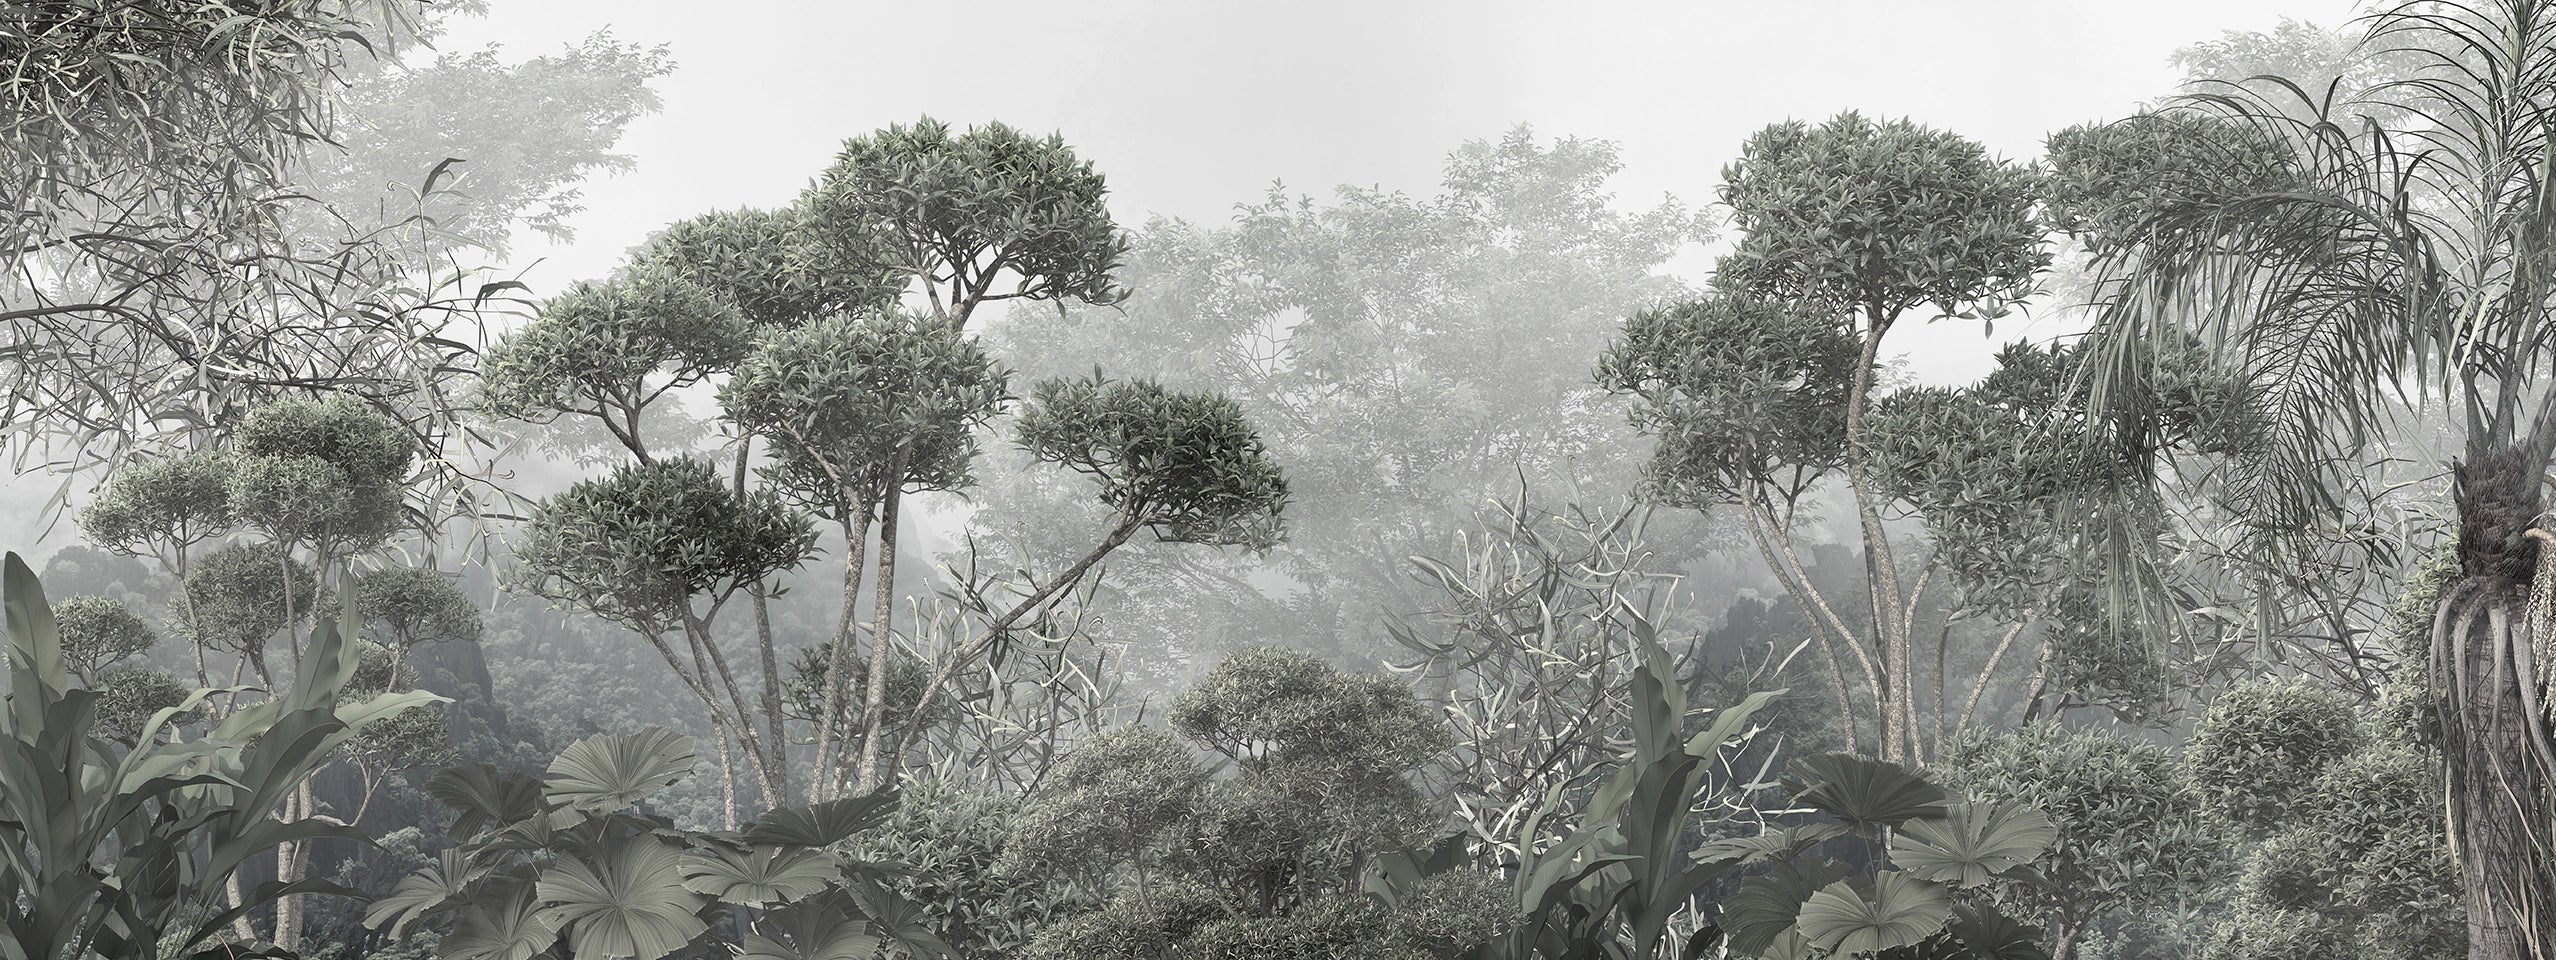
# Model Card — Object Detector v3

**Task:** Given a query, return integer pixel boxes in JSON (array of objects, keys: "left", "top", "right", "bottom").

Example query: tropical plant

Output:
[
  {"left": 0, "top": 552, "right": 444, "bottom": 960},
  {"left": 367, "top": 727, "right": 946, "bottom": 960},
  {"left": 2047, "top": 5, "right": 2556, "bottom": 952}
]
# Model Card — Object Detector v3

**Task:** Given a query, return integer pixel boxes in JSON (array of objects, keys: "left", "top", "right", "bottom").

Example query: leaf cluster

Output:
[
  {"left": 514, "top": 457, "right": 816, "bottom": 629},
  {"left": 1016, "top": 374, "right": 1291, "bottom": 548}
]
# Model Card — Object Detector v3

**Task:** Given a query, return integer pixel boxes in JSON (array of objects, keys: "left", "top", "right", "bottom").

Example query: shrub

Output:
[
  {"left": 844, "top": 778, "right": 1101, "bottom": 959},
  {"left": 2184, "top": 679, "right": 2361, "bottom": 831}
]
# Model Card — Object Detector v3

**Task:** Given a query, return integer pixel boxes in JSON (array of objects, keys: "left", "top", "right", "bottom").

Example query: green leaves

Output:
[
  {"left": 1596, "top": 294, "right": 1859, "bottom": 509},
  {"left": 536, "top": 838, "right": 710, "bottom": 960},
  {"left": 743, "top": 790, "right": 900, "bottom": 848},
  {"left": 721, "top": 310, "right": 1011, "bottom": 512},
  {"left": 1716, "top": 111, "right": 2046, "bottom": 322},
  {"left": 1786, "top": 752, "right": 1950, "bottom": 830},
  {"left": 1015, "top": 373, "right": 1291, "bottom": 548},
  {"left": 543, "top": 728, "right": 699, "bottom": 813},
  {"left": 678, "top": 846, "right": 839, "bottom": 905},
  {"left": 516, "top": 457, "right": 817, "bottom": 629},
  {"left": 1888, "top": 801, "right": 2060, "bottom": 887},
  {"left": 1795, "top": 872, "right": 1954, "bottom": 956}
]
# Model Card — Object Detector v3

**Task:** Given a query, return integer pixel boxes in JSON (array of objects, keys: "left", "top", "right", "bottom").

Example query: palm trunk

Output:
[{"left": 2441, "top": 449, "right": 2556, "bottom": 960}]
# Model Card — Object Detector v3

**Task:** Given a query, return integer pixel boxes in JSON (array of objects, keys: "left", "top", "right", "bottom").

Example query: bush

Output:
[
  {"left": 843, "top": 778, "right": 1101, "bottom": 959},
  {"left": 1020, "top": 884, "right": 1229, "bottom": 960},
  {"left": 2199, "top": 904, "right": 2350, "bottom": 960},
  {"left": 1940, "top": 722, "right": 2224, "bottom": 951},
  {"left": 2184, "top": 679, "right": 2360, "bottom": 831}
]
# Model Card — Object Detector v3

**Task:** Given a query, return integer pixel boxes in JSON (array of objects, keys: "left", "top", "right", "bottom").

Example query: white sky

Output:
[{"left": 440, "top": 0, "right": 2349, "bottom": 287}]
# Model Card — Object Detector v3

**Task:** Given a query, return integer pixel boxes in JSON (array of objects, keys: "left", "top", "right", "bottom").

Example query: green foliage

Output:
[
  {"left": 78, "top": 450, "right": 238, "bottom": 556},
  {"left": 1014, "top": 374, "right": 1291, "bottom": 548},
  {"left": 1594, "top": 295, "right": 1858, "bottom": 508},
  {"left": 1715, "top": 111, "right": 2045, "bottom": 320},
  {"left": 374, "top": 729, "right": 937, "bottom": 960},
  {"left": 1019, "top": 884, "right": 1229, "bottom": 960},
  {"left": 633, "top": 206, "right": 897, "bottom": 327},
  {"left": 2184, "top": 679, "right": 2361, "bottom": 831},
  {"left": 515, "top": 456, "right": 817, "bottom": 629},
  {"left": 2042, "top": 113, "right": 2301, "bottom": 257},
  {"left": 185, "top": 542, "right": 318, "bottom": 662},
  {"left": 2197, "top": 904, "right": 2350, "bottom": 960},
  {"left": 780, "top": 645, "right": 942, "bottom": 743},
  {"left": 480, "top": 269, "right": 750, "bottom": 441},
  {"left": 837, "top": 778, "right": 1101, "bottom": 959},
  {"left": 228, "top": 394, "right": 418, "bottom": 554},
  {"left": 1940, "top": 723, "right": 2226, "bottom": 950},
  {"left": 722, "top": 310, "right": 1012, "bottom": 513},
  {"left": 803, "top": 116, "right": 1128, "bottom": 321},
  {"left": 348, "top": 566, "right": 486, "bottom": 650},
  {"left": 92, "top": 665, "right": 201, "bottom": 741},
  {"left": 1, "top": 551, "right": 445, "bottom": 960},
  {"left": 52, "top": 594, "right": 158, "bottom": 680},
  {"left": 1001, "top": 725, "right": 1209, "bottom": 883}
]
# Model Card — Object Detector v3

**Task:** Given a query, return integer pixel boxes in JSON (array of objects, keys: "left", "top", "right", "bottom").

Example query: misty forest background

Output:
[{"left": 7, "top": 2, "right": 2555, "bottom": 960}]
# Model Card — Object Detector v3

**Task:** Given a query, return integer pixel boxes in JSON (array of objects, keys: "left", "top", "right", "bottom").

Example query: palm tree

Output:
[{"left": 2055, "top": 3, "right": 2556, "bottom": 957}]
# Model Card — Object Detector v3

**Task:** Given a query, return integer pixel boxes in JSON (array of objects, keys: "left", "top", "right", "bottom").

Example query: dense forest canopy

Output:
[{"left": 0, "top": 2, "right": 2550, "bottom": 960}]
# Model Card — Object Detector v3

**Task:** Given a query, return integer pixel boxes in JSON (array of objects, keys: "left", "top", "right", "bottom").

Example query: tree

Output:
[
  {"left": 79, "top": 450, "right": 238, "bottom": 684},
  {"left": 1601, "top": 113, "right": 2045, "bottom": 762},
  {"left": 51, "top": 595, "right": 158, "bottom": 683},
  {"left": 513, "top": 456, "right": 817, "bottom": 824},
  {"left": 978, "top": 127, "right": 1711, "bottom": 674},
  {"left": 2050, "top": 3, "right": 2556, "bottom": 954}
]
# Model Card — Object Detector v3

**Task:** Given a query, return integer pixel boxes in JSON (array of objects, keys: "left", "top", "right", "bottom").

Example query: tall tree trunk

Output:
[
  {"left": 852, "top": 479, "right": 906, "bottom": 793},
  {"left": 2442, "top": 450, "right": 2556, "bottom": 960},
  {"left": 1842, "top": 307, "right": 1909, "bottom": 762},
  {"left": 811, "top": 509, "right": 875, "bottom": 803}
]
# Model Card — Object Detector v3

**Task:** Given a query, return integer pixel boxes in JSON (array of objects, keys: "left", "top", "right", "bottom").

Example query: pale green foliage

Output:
[
  {"left": 184, "top": 542, "right": 317, "bottom": 660},
  {"left": 780, "top": 646, "right": 944, "bottom": 746},
  {"left": 51, "top": 595, "right": 157, "bottom": 681},
  {"left": 2198, "top": 903, "right": 2350, "bottom": 960},
  {"left": 515, "top": 456, "right": 816, "bottom": 629},
  {"left": 348, "top": 566, "right": 484, "bottom": 649},
  {"left": 2184, "top": 679, "right": 2362, "bottom": 831},
  {"left": 1014, "top": 374, "right": 1290, "bottom": 548},
  {"left": 722, "top": 311, "right": 1011, "bottom": 514},
  {"left": 1595, "top": 295, "right": 1857, "bottom": 509},
  {"left": 836, "top": 778, "right": 1101, "bottom": 959},
  {"left": 2043, "top": 113, "right": 2301, "bottom": 258},
  {"left": 77, "top": 450, "right": 237, "bottom": 555},
  {"left": 633, "top": 205, "right": 898, "bottom": 327},
  {"left": 229, "top": 393, "right": 418, "bottom": 553},
  {"left": 1001, "top": 725, "right": 1208, "bottom": 882},
  {"left": 480, "top": 269, "right": 748, "bottom": 447},
  {"left": 1715, "top": 111, "right": 2046, "bottom": 319},
  {"left": 1019, "top": 884, "right": 1228, "bottom": 960},
  {"left": 1941, "top": 723, "right": 2226, "bottom": 948},
  {"left": 803, "top": 116, "right": 1128, "bottom": 321}
]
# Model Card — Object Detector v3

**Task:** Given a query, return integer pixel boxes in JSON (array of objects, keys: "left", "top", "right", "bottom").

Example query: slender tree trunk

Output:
[
  {"left": 734, "top": 440, "right": 792, "bottom": 805},
  {"left": 852, "top": 480, "right": 906, "bottom": 793},
  {"left": 1842, "top": 307, "right": 1910, "bottom": 762},
  {"left": 811, "top": 509, "right": 875, "bottom": 803}
]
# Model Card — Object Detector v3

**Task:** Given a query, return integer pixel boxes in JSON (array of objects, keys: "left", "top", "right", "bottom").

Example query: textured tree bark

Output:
[{"left": 2441, "top": 449, "right": 2554, "bottom": 960}]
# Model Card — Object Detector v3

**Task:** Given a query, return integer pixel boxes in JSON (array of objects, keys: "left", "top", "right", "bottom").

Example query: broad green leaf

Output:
[
  {"left": 427, "top": 763, "right": 550, "bottom": 838},
  {"left": 1795, "top": 873, "right": 1954, "bottom": 957},
  {"left": 440, "top": 881, "right": 560, "bottom": 960},
  {"left": 680, "top": 845, "right": 837, "bottom": 906},
  {"left": 1718, "top": 859, "right": 1850, "bottom": 956},
  {"left": 1889, "top": 801, "right": 2060, "bottom": 887},
  {"left": 544, "top": 728, "right": 697, "bottom": 813},
  {"left": 1787, "top": 752, "right": 1948, "bottom": 829},
  {"left": 742, "top": 789, "right": 896, "bottom": 848},
  {"left": 742, "top": 890, "right": 885, "bottom": 960},
  {"left": 535, "top": 837, "right": 710, "bottom": 960},
  {"left": 363, "top": 848, "right": 483, "bottom": 938},
  {"left": 1945, "top": 902, "right": 2053, "bottom": 960}
]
